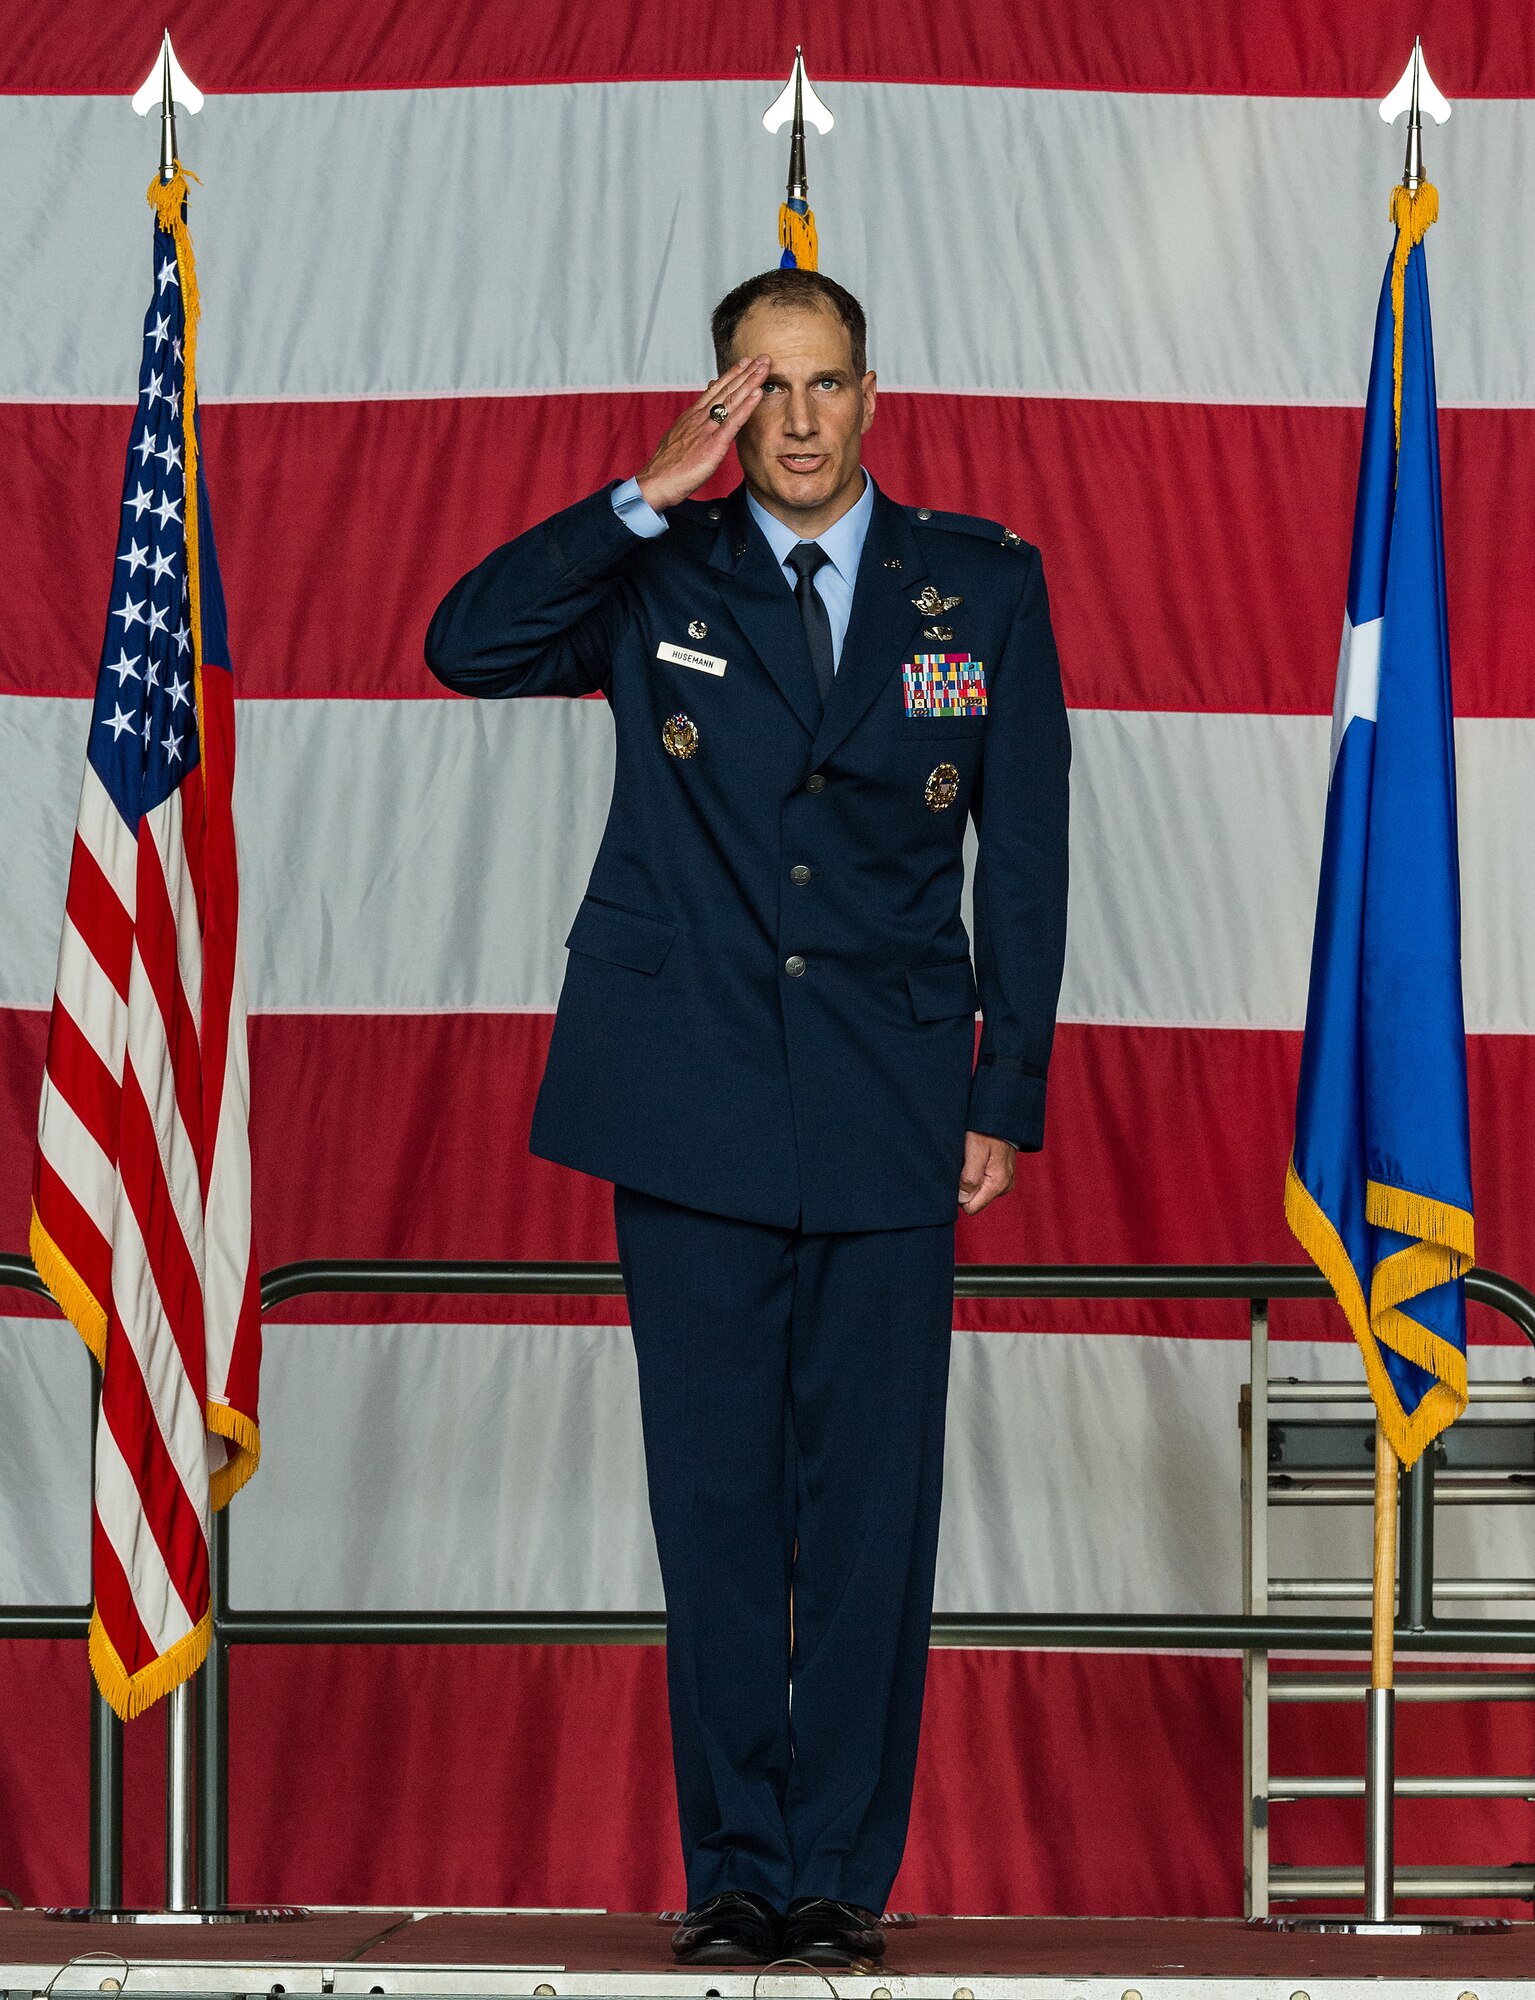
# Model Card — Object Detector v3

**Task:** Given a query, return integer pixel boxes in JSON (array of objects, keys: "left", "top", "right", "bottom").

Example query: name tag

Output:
[{"left": 658, "top": 641, "right": 726, "bottom": 677}]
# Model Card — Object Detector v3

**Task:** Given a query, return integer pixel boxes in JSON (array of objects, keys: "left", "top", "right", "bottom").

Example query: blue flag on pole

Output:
[{"left": 1285, "top": 181, "right": 1474, "bottom": 1468}]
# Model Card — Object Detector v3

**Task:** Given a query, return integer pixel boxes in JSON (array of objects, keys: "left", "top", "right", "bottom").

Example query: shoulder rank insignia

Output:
[{"left": 912, "top": 584, "right": 962, "bottom": 616}]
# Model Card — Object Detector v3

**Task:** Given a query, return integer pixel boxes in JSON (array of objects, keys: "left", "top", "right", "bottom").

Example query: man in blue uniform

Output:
[{"left": 426, "top": 269, "right": 1069, "bottom": 1966}]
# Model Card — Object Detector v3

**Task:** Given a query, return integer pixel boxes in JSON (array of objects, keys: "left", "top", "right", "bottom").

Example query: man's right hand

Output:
[{"left": 635, "top": 355, "right": 770, "bottom": 514}]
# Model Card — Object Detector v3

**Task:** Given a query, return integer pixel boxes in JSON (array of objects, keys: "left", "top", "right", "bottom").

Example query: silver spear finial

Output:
[
  {"left": 1379, "top": 38, "right": 1451, "bottom": 193},
  {"left": 763, "top": 46, "right": 834, "bottom": 204},
  {"left": 131, "top": 30, "right": 205, "bottom": 183}
]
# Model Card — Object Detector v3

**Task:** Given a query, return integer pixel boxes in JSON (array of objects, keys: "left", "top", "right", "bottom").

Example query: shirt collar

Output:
[{"left": 745, "top": 470, "right": 876, "bottom": 588}]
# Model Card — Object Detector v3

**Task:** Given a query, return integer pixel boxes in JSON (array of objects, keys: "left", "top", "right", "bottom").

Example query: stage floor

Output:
[{"left": 2, "top": 1908, "right": 1532, "bottom": 1999}]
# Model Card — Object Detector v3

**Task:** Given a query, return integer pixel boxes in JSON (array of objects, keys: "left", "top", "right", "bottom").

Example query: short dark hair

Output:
[{"left": 711, "top": 268, "right": 868, "bottom": 377}]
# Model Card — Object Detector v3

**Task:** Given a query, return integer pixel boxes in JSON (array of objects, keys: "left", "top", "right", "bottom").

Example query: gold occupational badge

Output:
[
  {"left": 912, "top": 585, "right": 963, "bottom": 617},
  {"left": 925, "top": 761, "right": 960, "bottom": 811},
  {"left": 663, "top": 713, "right": 700, "bottom": 759}
]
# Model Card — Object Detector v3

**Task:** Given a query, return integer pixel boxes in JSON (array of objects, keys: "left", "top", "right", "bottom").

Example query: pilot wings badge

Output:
[{"left": 912, "top": 585, "right": 962, "bottom": 616}]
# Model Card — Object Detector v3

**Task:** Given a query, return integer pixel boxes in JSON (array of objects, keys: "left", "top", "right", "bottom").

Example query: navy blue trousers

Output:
[{"left": 612, "top": 1185, "right": 956, "bottom": 1914}]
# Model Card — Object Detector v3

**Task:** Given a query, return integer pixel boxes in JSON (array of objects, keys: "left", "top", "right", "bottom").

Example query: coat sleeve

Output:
[
  {"left": 424, "top": 484, "right": 653, "bottom": 698},
  {"left": 965, "top": 548, "right": 1072, "bottom": 1151}
]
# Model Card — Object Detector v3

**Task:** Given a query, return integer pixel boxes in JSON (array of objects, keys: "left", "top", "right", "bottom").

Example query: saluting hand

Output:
[{"left": 635, "top": 355, "right": 770, "bottom": 514}]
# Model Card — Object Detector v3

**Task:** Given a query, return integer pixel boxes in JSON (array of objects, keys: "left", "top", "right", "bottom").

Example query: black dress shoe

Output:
[
  {"left": 671, "top": 1890, "right": 782, "bottom": 1965},
  {"left": 782, "top": 1897, "right": 885, "bottom": 1967}
]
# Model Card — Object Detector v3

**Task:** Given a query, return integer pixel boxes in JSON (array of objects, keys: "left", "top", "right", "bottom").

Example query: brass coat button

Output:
[
  {"left": 790, "top": 864, "right": 811, "bottom": 885},
  {"left": 784, "top": 954, "right": 807, "bottom": 977}
]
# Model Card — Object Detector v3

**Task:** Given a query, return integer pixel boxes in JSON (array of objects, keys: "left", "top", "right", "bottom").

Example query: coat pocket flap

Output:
[
  {"left": 906, "top": 956, "right": 979, "bottom": 1022},
  {"left": 565, "top": 897, "right": 677, "bottom": 976}
]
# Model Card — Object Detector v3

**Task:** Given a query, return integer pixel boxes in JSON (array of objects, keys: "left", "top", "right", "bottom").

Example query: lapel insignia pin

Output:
[
  {"left": 687, "top": 619, "right": 708, "bottom": 640},
  {"left": 662, "top": 713, "right": 700, "bottom": 759},
  {"left": 883, "top": 557, "right": 903, "bottom": 569},
  {"left": 912, "top": 585, "right": 962, "bottom": 616},
  {"left": 924, "top": 762, "right": 960, "bottom": 811}
]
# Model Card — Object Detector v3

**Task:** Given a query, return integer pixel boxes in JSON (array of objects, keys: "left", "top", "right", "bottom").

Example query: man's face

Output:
[{"left": 727, "top": 301, "right": 877, "bottom": 524}]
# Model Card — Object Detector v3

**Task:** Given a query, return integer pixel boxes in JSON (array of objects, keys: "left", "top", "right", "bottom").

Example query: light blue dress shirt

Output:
[{"left": 611, "top": 471, "right": 876, "bottom": 671}]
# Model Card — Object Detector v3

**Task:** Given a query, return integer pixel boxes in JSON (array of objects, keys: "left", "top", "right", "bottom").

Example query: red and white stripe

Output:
[{"left": 30, "top": 604, "right": 259, "bottom": 1718}]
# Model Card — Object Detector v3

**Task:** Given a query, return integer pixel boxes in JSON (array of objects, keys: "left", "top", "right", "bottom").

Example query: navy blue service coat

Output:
[{"left": 425, "top": 479, "right": 1070, "bottom": 1233}]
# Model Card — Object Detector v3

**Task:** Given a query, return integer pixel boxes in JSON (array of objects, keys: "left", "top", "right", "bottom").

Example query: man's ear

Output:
[{"left": 860, "top": 371, "right": 878, "bottom": 435}]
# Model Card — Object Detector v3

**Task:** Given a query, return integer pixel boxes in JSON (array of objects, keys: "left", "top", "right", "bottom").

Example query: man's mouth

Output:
[{"left": 779, "top": 452, "right": 825, "bottom": 475}]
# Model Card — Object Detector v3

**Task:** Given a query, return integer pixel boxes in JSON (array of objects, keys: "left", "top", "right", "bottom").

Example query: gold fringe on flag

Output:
[
  {"left": 29, "top": 1201, "right": 107, "bottom": 1366},
  {"left": 778, "top": 200, "right": 819, "bottom": 271},
  {"left": 1285, "top": 1158, "right": 1468, "bottom": 1467},
  {"left": 91, "top": 1605, "right": 212, "bottom": 1721},
  {"left": 1389, "top": 179, "right": 1438, "bottom": 450},
  {"left": 208, "top": 1401, "right": 262, "bottom": 1510}
]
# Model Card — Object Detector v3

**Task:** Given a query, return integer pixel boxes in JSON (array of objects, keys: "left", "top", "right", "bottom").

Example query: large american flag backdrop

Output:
[{"left": 2, "top": 0, "right": 1533, "bottom": 1917}]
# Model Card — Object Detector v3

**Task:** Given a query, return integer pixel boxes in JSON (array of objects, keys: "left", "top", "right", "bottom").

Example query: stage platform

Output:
[{"left": 2, "top": 1909, "right": 1533, "bottom": 2000}]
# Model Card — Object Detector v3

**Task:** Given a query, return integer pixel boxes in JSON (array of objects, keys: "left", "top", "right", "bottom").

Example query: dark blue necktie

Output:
[{"left": 786, "top": 542, "right": 835, "bottom": 707}]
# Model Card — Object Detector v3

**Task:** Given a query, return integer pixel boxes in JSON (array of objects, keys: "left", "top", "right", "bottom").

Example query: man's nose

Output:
[{"left": 783, "top": 388, "right": 817, "bottom": 436}]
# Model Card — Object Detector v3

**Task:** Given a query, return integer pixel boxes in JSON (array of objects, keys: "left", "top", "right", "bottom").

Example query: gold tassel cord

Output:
[
  {"left": 1389, "top": 180, "right": 1438, "bottom": 450},
  {"left": 778, "top": 201, "right": 819, "bottom": 271},
  {"left": 146, "top": 166, "right": 206, "bottom": 753}
]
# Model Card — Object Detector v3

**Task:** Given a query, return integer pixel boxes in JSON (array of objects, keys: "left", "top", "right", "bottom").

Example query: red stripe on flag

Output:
[
  {"left": 195, "top": 676, "right": 242, "bottom": 1162},
  {"left": 31, "top": 1149, "right": 112, "bottom": 1312},
  {"left": 130, "top": 823, "right": 206, "bottom": 1169},
  {"left": 114, "top": 1063, "right": 208, "bottom": 1396},
  {"left": 62, "top": 833, "right": 133, "bottom": 1003},
  {"left": 1, "top": 0, "right": 1531, "bottom": 97},
  {"left": 7, "top": 397, "right": 1533, "bottom": 714},
  {"left": 97, "top": 1355, "right": 210, "bottom": 1633},
  {"left": 6, "top": 1009, "right": 1533, "bottom": 1344},
  {"left": 43, "top": 1002, "right": 120, "bottom": 1163},
  {"left": 88, "top": 1511, "right": 154, "bottom": 1681}
]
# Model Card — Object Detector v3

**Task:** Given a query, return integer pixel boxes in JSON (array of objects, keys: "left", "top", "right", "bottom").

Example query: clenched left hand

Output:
[{"left": 959, "top": 1131, "right": 1016, "bottom": 1216}]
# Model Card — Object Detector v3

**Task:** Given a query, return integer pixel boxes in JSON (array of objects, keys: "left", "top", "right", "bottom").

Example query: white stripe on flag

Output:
[
  {"left": 76, "top": 759, "right": 139, "bottom": 916},
  {"left": 92, "top": 1405, "right": 198, "bottom": 1658},
  {"left": 2, "top": 84, "right": 1528, "bottom": 406},
  {"left": 12, "top": 701, "right": 1535, "bottom": 1031},
  {"left": 54, "top": 915, "right": 127, "bottom": 1083},
  {"left": 35, "top": 1069, "right": 116, "bottom": 1237},
  {"left": 123, "top": 942, "right": 206, "bottom": 1286},
  {"left": 146, "top": 790, "right": 204, "bottom": 1029},
  {"left": 203, "top": 927, "right": 254, "bottom": 1398}
]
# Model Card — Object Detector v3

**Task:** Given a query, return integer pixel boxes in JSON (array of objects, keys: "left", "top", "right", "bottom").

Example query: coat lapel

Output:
[
  {"left": 808, "top": 487, "right": 931, "bottom": 768},
  {"left": 705, "top": 487, "right": 824, "bottom": 738}
]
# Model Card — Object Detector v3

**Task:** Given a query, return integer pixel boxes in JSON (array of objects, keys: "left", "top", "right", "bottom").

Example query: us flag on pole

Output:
[{"left": 30, "top": 170, "right": 261, "bottom": 1718}]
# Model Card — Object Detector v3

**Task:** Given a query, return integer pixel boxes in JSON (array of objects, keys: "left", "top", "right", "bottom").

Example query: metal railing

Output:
[{"left": 3, "top": 1252, "right": 1534, "bottom": 1910}]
